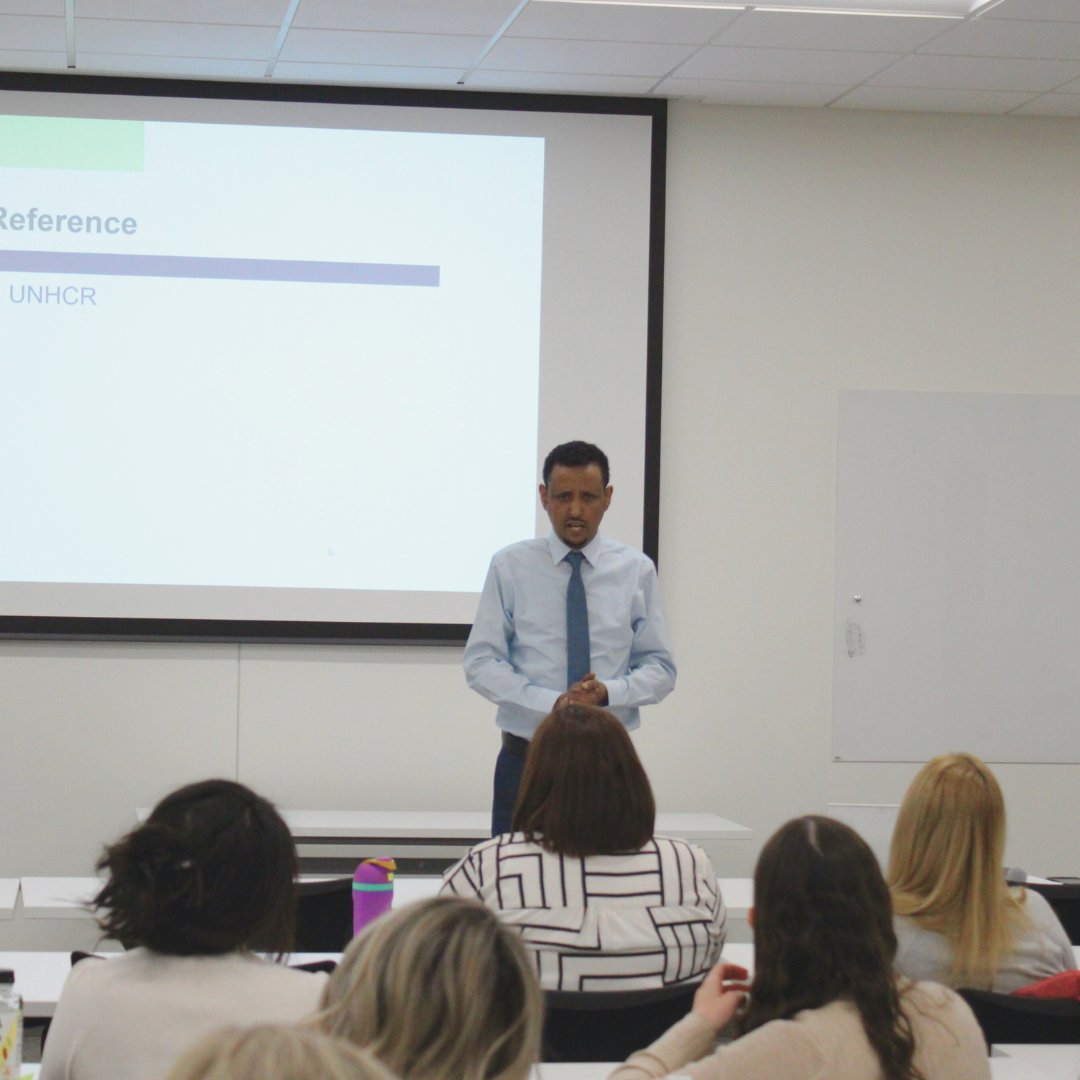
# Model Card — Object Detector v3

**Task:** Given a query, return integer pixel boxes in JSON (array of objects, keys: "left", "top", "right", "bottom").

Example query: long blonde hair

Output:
[
  {"left": 166, "top": 1025, "right": 399, "bottom": 1080},
  {"left": 887, "top": 752, "right": 1027, "bottom": 987},
  {"left": 317, "top": 897, "right": 541, "bottom": 1080}
]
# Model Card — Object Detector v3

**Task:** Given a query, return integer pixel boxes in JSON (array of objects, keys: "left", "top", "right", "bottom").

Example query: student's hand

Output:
[{"left": 691, "top": 963, "right": 751, "bottom": 1031}]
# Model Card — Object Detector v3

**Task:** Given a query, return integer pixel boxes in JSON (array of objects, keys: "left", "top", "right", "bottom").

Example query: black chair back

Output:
[
  {"left": 542, "top": 980, "right": 700, "bottom": 1062},
  {"left": 294, "top": 877, "right": 353, "bottom": 952},
  {"left": 957, "top": 987, "right": 1080, "bottom": 1047}
]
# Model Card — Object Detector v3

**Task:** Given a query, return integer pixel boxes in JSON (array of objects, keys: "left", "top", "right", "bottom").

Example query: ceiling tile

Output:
[
  {"left": 74, "top": 19, "right": 277, "bottom": 59},
  {"left": 922, "top": 16, "right": 1080, "bottom": 58},
  {"left": 479, "top": 37, "right": 696, "bottom": 77},
  {"left": 4, "top": 0, "right": 1080, "bottom": 117},
  {"left": 0, "top": 13, "right": 63, "bottom": 50},
  {"left": 506, "top": 3, "right": 737, "bottom": 45},
  {"left": 76, "top": 1, "right": 289, "bottom": 24},
  {"left": 832, "top": 83, "right": 1038, "bottom": 110},
  {"left": 0, "top": 1, "right": 61, "bottom": 12},
  {"left": 674, "top": 45, "right": 899, "bottom": 84},
  {"left": 982, "top": 0, "right": 1080, "bottom": 20},
  {"left": 466, "top": 68, "right": 659, "bottom": 93},
  {"left": 0, "top": 48, "right": 65, "bottom": 69},
  {"left": 280, "top": 29, "right": 486, "bottom": 67},
  {"left": 74, "top": 52, "right": 267, "bottom": 78},
  {"left": 869, "top": 52, "right": 1080, "bottom": 90},
  {"left": 291, "top": 0, "right": 520, "bottom": 36},
  {"left": 1012, "top": 91, "right": 1080, "bottom": 112},
  {"left": 659, "top": 76, "right": 851, "bottom": 106},
  {"left": 1054, "top": 72, "right": 1080, "bottom": 91},
  {"left": 714, "top": 11, "right": 948, "bottom": 53},
  {"left": 272, "top": 61, "right": 466, "bottom": 86}
]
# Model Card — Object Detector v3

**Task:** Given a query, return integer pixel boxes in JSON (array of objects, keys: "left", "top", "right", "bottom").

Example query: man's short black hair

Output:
[{"left": 542, "top": 441, "right": 610, "bottom": 487}]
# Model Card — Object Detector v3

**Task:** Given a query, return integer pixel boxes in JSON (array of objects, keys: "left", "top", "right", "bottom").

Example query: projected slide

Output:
[{"left": 0, "top": 115, "right": 544, "bottom": 598}]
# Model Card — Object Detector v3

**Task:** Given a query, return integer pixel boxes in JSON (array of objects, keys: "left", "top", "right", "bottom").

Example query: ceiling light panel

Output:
[{"left": 533, "top": 0, "right": 999, "bottom": 17}]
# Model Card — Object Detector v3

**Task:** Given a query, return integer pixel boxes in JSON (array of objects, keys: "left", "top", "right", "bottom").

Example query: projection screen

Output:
[{"left": 0, "top": 75, "right": 666, "bottom": 644}]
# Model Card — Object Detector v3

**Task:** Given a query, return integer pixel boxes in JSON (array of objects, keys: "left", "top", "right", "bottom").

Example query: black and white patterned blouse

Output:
[{"left": 441, "top": 832, "right": 726, "bottom": 991}]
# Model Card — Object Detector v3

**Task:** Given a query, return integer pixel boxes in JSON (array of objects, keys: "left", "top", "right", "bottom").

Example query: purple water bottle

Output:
[{"left": 352, "top": 858, "right": 396, "bottom": 935}]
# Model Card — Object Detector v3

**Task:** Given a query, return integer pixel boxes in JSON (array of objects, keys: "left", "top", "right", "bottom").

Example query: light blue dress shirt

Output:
[{"left": 464, "top": 532, "right": 676, "bottom": 738}]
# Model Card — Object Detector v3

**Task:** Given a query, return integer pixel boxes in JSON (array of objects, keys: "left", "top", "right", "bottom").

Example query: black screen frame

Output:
[{"left": 0, "top": 72, "right": 667, "bottom": 646}]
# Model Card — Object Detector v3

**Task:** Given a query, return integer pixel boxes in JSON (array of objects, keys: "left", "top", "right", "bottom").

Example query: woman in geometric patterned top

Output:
[{"left": 441, "top": 704, "right": 726, "bottom": 991}]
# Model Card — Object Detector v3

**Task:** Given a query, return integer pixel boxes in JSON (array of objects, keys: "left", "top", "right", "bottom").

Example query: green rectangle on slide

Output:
[{"left": 0, "top": 116, "right": 144, "bottom": 170}]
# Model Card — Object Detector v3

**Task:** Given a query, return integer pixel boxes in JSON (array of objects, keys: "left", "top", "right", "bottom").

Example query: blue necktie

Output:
[{"left": 565, "top": 550, "right": 590, "bottom": 688}]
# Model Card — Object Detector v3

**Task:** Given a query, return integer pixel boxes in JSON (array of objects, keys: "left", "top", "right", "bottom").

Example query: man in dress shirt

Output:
[{"left": 464, "top": 440, "right": 677, "bottom": 835}]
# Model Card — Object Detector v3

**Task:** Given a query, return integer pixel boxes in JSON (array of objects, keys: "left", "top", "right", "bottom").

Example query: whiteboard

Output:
[{"left": 833, "top": 389, "right": 1080, "bottom": 764}]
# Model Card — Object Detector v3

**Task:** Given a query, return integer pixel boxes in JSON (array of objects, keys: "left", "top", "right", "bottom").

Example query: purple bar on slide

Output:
[{"left": 0, "top": 249, "right": 440, "bottom": 286}]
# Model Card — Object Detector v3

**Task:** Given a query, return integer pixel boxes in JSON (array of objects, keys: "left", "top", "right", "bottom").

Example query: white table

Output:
[
  {"left": 0, "top": 950, "right": 97, "bottom": 1017},
  {"left": 20, "top": 1049, "right": 1080, "bottom": 1079},
  {"left": 284, "top": 810, "right": 752, "bottom": 847},
  {"left": 721, "top": 941, "right": 1080, "bottom": 978},
  {"left": 0, "top": 879, "right": 18, "bottom": 919},
  {"left": 0, "top": 951, "right": 339, "bottom": 1018},
  {"left": 19, "top": 879, "right": 100, "bottom": 919},
  {"left": 18, "top": 875, "right": 444, "bottom": 920},
  {"left": 18, "top": 875, "right": 752, "bottom": 920},
  {"left": 718, "top": 878, "right": 752, "bottom": 918},
  {"left": 719, "top": 942, "right": 754, "bottom": 974},
  {"left": 137, "top": 809, "right": 752, "bottom": 849},
  {"left": 991, "top": 1044, "right": 1080, "bottom": 1079},
  {"left": 531, "top": 1050, "right": 1080, "bottom": 1080}
]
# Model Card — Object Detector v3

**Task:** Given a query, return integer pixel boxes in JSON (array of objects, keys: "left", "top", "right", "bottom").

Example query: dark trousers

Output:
[{"left": 492, "top": 731, "right": 529, "bottom": 836}]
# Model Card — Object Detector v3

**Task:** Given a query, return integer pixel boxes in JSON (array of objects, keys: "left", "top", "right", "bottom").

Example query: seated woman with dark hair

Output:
[
  {"left": 41, "top": 779, "right": 327, "bottom": 1080},
  {"left": 611, "top": 816, "right": 989, "bottom": 1080},
  {"left": 441, "top": 704, "right": 725, "bottom": 991}
]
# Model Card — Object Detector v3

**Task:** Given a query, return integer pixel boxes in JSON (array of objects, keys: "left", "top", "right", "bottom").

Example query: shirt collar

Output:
[{"left": 546, "top": 532, "right": 603, "bottom": 568}]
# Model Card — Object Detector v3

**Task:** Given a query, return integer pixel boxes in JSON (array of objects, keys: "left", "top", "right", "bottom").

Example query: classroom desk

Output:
[
  {"left": 0, "top": 879, "right": 18, "bottom": 919},
  {"left": 135, "top": 809, "right": 753, "bottom": 851},
  {"left": 5, "top": 942, "right": 1080, "bottom": 1074},
  {"left": 17, "top": 876, "right": 754, "bottom": 920},
  {"left": 0, "top": 951, "right": 340, "bottom": 1019},
  {"left": 19, "top": 879, "right": 99, "bottom": 919},
  {"left": 991, "top": 1044, "right": 1080, "bottom": 1079},
  {"left": 718, "top": 879, "right": 752, "bottom": 918},
  {"left": 720, "top": 943, "right": 1080, "bottom": 977},
  {"left": 18, "top": 875, "right": 446, "bottom": 919},
  {"left": 1, "top": 938, "right": 760, "bottom": 1021},
  {"left": 19, "top": 1047, "right": 1080, "bottom": 1080},
  {"left": 284, "top": 811, "right": 751, "bottom": 845},
  {"left": 530, "top": 1048, "right": 1080, "bottom": 1080}
]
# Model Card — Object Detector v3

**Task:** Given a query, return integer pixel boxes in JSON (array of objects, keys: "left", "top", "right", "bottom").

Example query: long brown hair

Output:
[
  {"left": 888, "top": 752, "right": 1028, "bottom": 987},
  {"left": 511, "top": 704, "right": 655, "bottom": 856},
  {"left": 743, "top": 816, "right": 921, "bottom": 1080}
]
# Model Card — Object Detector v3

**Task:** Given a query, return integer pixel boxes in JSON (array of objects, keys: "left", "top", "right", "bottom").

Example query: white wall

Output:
[
  {"left": 646, "top": 102, "right": 1080, "bottom": 878},
  {"left": 3, "top": 103, "right": 1080, "bottom": 911}
]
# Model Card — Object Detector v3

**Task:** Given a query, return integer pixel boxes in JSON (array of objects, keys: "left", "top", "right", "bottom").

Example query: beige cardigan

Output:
[{"left": 609, "top": 980, "right": 989, "bottom": 1080}]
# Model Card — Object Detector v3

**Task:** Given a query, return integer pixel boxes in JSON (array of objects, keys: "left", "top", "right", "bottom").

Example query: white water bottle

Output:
[{"left": 0, "top": 969, "right": 21, "bottom": 1080}]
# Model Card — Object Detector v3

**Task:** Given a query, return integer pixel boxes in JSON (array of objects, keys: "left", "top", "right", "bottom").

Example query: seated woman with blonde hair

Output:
[
  {"left": 317, "top": 896, "right": 541, "bottom": 1080},
  {"left": 167, "top": 1025, "right": 398, "bottom": 1080},
  {"left": 888, "top": 751, "right": 1075, "bottom": 992},
  {"left": 612, "top": 816, "right": 988, "bottom": 1080},
  {"left": 442, "top": 704, "right": 725, "bottom": 991}
]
